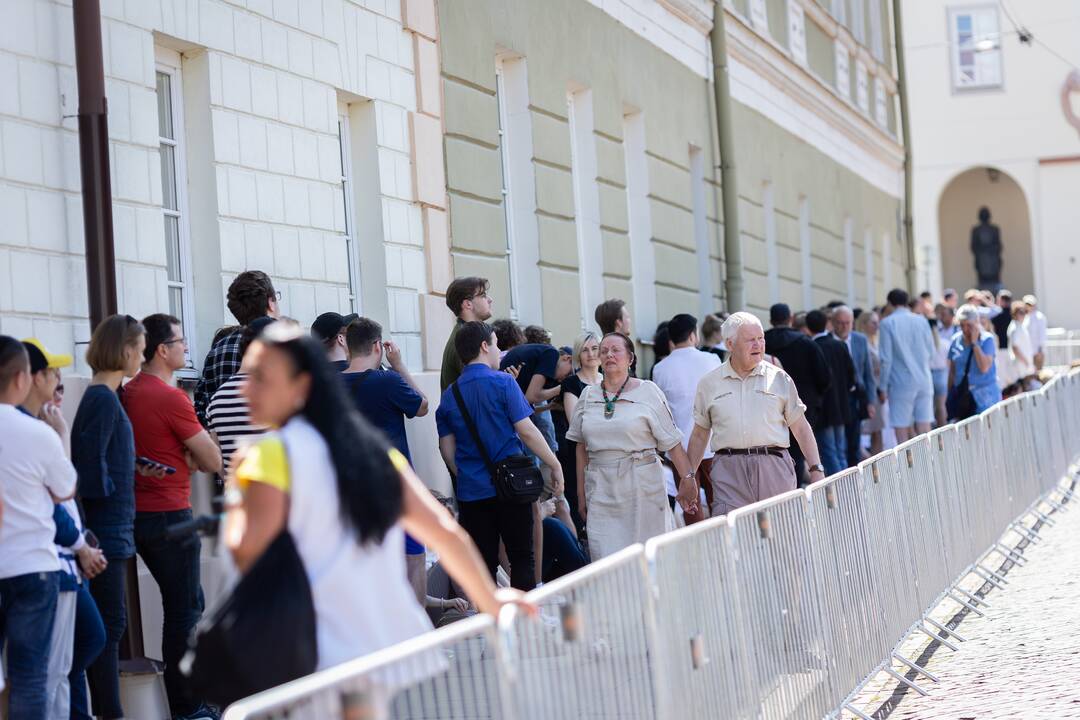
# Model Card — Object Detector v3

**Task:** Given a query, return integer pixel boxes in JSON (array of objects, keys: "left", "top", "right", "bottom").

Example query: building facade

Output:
[
  {"left": 905, "top": 0, "right": 1080, "bottom": 328},
  {"left": 0, "top": 0, "right": 906, "bottom": 487}
]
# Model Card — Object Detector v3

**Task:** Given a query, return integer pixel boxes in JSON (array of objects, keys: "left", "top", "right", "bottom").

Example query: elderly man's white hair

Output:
[
  {"left": 831, "top": 305, "right": 853, "bottom": 319},
  {"left": 720, "top": 311, "right": 764, "bottom": 345},
  {"left": 955, "top": 303, "right": 981, "bottom": 324}
]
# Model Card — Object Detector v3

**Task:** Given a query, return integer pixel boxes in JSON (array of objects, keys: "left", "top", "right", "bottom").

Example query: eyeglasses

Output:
[
  {"left": 470, "top": 292, "right": 490, "bottom": 301},
  {"left": 272, "top": 291, "right": 283, "bottom": 301},
  {"left": 163, "top": 337, "right": 187, "bottom": 346}
]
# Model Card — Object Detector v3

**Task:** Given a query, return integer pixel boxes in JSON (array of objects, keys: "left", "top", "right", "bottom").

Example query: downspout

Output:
[
  {"left": 710, "top": 1, "right": 743, "bottom": 311},
  {"left": 892, "top": 0, "right": 917, "bottom": 292},
  {"left": 73, "top": 0, "right": 117, "bottom": 329},
  {"left": 73, "top": 0, "right": 151, "bottom": 669}
]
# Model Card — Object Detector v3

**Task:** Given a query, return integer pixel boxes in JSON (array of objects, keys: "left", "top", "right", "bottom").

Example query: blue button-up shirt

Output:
[
  {"left": 948, "top": 330, "right": 1001, "bottom": 413},
  {"left": 879, "top": 307, "right": 935, "bottom": 395},
  {"left": 436, "top": 363, "right": 534, "bottom": 502}
]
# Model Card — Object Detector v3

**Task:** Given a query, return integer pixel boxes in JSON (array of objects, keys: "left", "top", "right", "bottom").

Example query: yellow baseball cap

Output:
[{"left": 21, "top": 338, "right": 73, "bottom": 373}]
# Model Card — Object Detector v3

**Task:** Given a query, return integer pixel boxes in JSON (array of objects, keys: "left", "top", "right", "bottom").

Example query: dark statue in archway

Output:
[{"left": 970, "top": 206, "right": 1003, "bottom": 290}]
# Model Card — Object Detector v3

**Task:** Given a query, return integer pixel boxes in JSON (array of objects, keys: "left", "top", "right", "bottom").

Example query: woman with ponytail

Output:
[{"left": 223, "top": 323, "right": 532, "bottom": 670}]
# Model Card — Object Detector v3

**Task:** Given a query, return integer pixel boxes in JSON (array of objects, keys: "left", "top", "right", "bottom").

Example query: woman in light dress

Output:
[
  {"left": 566, "top": 333, "right": 698, "bottom": 561},
  {"left": 856, "top": 310, "right": 887, "bottom": 456},
  {"left": 1007, "top": 301, "right": 1037, "bottom": 391}
]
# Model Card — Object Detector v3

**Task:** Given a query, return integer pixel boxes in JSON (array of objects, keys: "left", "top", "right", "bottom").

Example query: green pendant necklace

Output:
[{"left": 602, "top": 376, "right": 630, "bottom": 419}]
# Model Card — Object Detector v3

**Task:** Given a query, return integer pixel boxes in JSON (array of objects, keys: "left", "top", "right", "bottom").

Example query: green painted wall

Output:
[{"left": 438, "top": 0, "right": 903, "bottom": 344}]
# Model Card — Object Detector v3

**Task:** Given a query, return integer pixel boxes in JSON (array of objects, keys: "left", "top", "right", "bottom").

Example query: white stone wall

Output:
[{"left": 0, "top": 0, "right": 430, "bottom": 373}]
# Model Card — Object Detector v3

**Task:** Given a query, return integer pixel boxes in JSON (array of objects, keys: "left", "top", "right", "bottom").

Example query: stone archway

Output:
[{"left": 937, "top": 166, "right": 1034, "bottom": 295}]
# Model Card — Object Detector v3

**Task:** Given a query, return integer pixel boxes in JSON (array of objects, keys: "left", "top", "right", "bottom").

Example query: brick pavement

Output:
[{"left": 849, "top": 493, "right": 1080, "bottom": 719}]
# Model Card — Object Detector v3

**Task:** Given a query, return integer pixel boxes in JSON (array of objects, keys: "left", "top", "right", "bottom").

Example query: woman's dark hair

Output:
[
  {"left": 239, "top": 317, "right": 277, "bottom": 358},
  {"left": 259, "top": 324, "right": 402, "bottom": 544}
]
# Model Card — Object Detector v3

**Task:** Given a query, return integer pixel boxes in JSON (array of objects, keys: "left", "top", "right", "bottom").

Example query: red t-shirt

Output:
[{"left": 121, "top": 372, "right": 205, "bottom": 512}]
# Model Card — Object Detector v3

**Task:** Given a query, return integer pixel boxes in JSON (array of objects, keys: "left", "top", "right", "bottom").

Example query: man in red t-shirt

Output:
[{"left": 122, "top": 314, "right": 221, "bottom": 719}]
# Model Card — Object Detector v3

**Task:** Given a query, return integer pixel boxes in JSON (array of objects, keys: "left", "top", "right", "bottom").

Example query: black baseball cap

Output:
[{"left": 311, "top": 312, "right": 359, "bottom": 342}]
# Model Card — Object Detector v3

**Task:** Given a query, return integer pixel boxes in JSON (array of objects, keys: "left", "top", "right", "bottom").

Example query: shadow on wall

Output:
[{"left": 937, "top": 166, "right": 1034, "bottom": 294}]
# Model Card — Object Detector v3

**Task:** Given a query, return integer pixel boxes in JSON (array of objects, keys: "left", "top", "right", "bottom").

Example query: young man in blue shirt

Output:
[
  {"left": 341, "top": 317, "right": 430, "bottom": 600},
  {"left": 436, "top": 322, "right": 566, "bottom": 590}
]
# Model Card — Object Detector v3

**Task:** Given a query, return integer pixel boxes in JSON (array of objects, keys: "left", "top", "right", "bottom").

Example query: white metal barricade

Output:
[
  {"left": 500, "top": 545, "right": 659, "bottom": 720},
  {"left": 645, "top": 516, "right": 756, "bottom": 719},
  {"left": 807, "top": 468, "right": 889, "bottom": 716},
  {"left": 725, "top": 490, "right": 832, "bottom": 719},
  {"left": 223, "top": 368, "right": 1080, "bottom": 720},
  {"left": 223, "top": 615, "right": 508, "bottom": 720}
]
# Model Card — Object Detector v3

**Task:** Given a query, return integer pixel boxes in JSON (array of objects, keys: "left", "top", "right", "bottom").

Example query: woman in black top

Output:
[
  {"left": 554, "top": 332, "right": 601, "bottom": 533},
  {"left": 72, "top": 315, "right": 146, "bottom": 720}
]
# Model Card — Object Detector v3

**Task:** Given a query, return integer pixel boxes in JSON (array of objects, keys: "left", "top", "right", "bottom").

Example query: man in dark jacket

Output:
[
  {"left": 764, "top": 304, "right": 831, "bottom": 483},
  {"left": 806, "top": 310, "right": 856, "bottom": 476}
]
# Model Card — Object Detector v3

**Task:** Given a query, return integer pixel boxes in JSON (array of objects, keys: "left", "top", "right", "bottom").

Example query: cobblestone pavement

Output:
[{"left": 848, "top": 494, "right": 1080, "bottom": 719}]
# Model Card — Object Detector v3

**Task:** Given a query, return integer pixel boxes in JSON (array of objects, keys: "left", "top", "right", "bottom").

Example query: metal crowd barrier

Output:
[{"left": 224, "top": 368, "right": 1080, "bottom": 720}]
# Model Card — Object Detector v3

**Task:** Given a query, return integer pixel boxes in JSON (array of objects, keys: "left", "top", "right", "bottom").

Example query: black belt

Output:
[{"left": 715, "top": 446, "right": 786, "bottom": 458}]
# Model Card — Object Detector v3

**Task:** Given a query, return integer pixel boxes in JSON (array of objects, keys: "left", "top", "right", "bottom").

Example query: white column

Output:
[
  {"left": 864, "top": 228, "right": 875, "bottom": 306},
  {"left": 800, "top": 196, "right": 813, "bottom": 309},
  {"left": 568, "top": 88, "right": 604, "bottom": 331},
  {"left": 623, "top": 111, "right": 655, "bottom": 338},
  {"left": 690, "top": 146, "right": 714, "bottom": 319},
  {"left": 764, "top": 182, "right": 779, "bottom": 304},
  {"left": 844, "top": 217, "right": 855, "bottom": 305},
  {"left": 496, "top": 55, "right": 541, "bottom": 324},
  {"left": 882, "top": 232, "right": 892, "bottom": 290}
]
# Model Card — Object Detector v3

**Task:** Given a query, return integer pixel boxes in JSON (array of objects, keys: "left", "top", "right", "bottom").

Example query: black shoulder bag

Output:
[
  {"left": 946, "top": 342, "right": 978, "bottom": 421},
  {"left": 452, "top": 382, "right": 543, "bottom": 504},
  {"left": 182, "top": 446, "right": 318, "bottom": 707}
]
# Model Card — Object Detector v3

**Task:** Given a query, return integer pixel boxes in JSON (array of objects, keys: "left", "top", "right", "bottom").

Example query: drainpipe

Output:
[
  {"left": 893, "top": 0, "right": 917, "bottom": 293},
  {"left": 73, "top": 0, "right": 117, "bottom": 329},
  {"left": 710, "top": 1, "right": 743, "bottom": 311}
]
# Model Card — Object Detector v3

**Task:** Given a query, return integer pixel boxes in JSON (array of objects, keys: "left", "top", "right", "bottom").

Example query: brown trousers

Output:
[{"left": 708, "top": 451, "right": 797, "bottom": 517}]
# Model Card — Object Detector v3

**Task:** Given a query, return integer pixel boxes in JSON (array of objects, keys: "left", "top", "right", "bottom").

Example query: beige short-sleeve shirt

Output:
[{"left": 692, "top": 360, "right": 806, "bottom": 450}]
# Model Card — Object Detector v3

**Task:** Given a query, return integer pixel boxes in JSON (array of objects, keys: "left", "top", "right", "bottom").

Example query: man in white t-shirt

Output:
[
  {"left": 652, "top": 314, "right": 722, "bottom": 522},
  {"left": 0, "top": 336, "right": 78, "bottom": 718}
]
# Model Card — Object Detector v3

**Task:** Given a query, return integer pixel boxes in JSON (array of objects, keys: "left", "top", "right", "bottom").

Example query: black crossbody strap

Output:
[
  {"left": 960, "top": 340, "right": 975, "bottom": 382},
  {"left": 451, "top": 382, "right": 497, "bottom": 476}
]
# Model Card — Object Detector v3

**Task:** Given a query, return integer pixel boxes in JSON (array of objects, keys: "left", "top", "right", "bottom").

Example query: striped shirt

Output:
[{"left": 206, "top": 372, "right": 268, "bottom": 473}]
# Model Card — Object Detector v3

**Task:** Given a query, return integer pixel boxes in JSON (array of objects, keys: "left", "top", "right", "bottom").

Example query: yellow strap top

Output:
[
  {"left": 235, "top": 438, "right": 409, "bottom": 495},
  {"left": 234, "top": 436, "right": 290, "bottom": 493}
]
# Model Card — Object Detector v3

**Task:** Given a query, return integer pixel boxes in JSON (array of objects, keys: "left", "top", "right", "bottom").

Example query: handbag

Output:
[
  {"left": 452, "top": 382, "right": 544, "bottom": 504},
  {"left": 182, "top": 449, "right": 317, "bottom": 707},
  {"left": 946, "top": 341, "right": 978, "bottom": 421}
]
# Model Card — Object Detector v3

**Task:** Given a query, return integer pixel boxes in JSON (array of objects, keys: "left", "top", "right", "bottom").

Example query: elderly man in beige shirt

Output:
[{"left": 686, "top": 312, "right": 826, "bottom": 516}]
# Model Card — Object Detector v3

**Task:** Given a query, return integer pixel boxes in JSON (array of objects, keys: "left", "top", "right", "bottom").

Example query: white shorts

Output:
[{"left": 888, "top": 385, "right": 934, "bottom": 428}]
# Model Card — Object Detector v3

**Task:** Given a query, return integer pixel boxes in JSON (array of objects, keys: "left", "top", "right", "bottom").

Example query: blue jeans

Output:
[
  {"left": 0, "top": 571, "right": 60, "bottom": 720},
  {"left": 87, "top": 554, "right": 127, "bottom": 719},
  {"left": 70, "top": 583, "right": 106, "bottom": 720},
  {"left": 816, "top": 424, "right": 848, "bottom": 477},
  {"left": 526, "top": 409, "right": 558, "bottom": 466},
  {"left": 135, "top": 509, "right": 205, "bottom": 717}
]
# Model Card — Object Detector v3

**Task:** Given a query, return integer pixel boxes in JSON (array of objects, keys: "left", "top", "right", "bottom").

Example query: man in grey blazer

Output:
[{"left": 832, "top": 306, "right": 876, "bottom": 467}]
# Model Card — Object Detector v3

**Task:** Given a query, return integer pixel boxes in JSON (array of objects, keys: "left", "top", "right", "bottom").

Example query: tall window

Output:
[
  {"left": 337, "top": 114, "right": 361, "bottom": 312},
  {"left": 155, "top": 61, "right": 195, "bottom": 363},
  {"left": 949, "top": 6, "right": 1002, "bottom": 90}
]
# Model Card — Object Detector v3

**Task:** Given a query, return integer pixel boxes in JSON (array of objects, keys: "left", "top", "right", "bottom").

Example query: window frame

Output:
[
  {"left": 948, "top": 4, "right": 1004, "bottom": 92},
  {"left": 154, "top": 53, "right": 198, "bottom": 369},
  {"left": 336, "top": 111, "right": 363, "bottom": 314}
]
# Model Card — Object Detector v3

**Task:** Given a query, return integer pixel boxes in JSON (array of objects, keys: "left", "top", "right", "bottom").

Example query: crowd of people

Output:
[{"left": 0, "top": 266, "right": 1053, "bottom": 719}]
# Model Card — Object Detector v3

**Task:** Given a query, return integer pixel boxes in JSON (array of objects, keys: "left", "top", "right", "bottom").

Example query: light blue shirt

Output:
[
  {"left": 948, "top": 331, "right": 1001, "bottom": 413},
  {"left": 879, "top": 307, "right": 934, "bottom": 395}
]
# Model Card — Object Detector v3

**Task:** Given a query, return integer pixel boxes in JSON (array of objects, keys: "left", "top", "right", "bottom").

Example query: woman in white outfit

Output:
[
  {"left": 224, "top": 324, "right": 533, "bottom": 674},
  {"left": 566, "top": 333, "right": 698, "bottom": 561},
  {"left": 1007, "top": 301, "right": 1036, "bottom": 390}
]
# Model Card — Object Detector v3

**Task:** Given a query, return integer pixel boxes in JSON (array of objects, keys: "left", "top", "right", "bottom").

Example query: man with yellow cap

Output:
[{"left": 19, "top": 338, "right": 108, "bottom": 719}]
